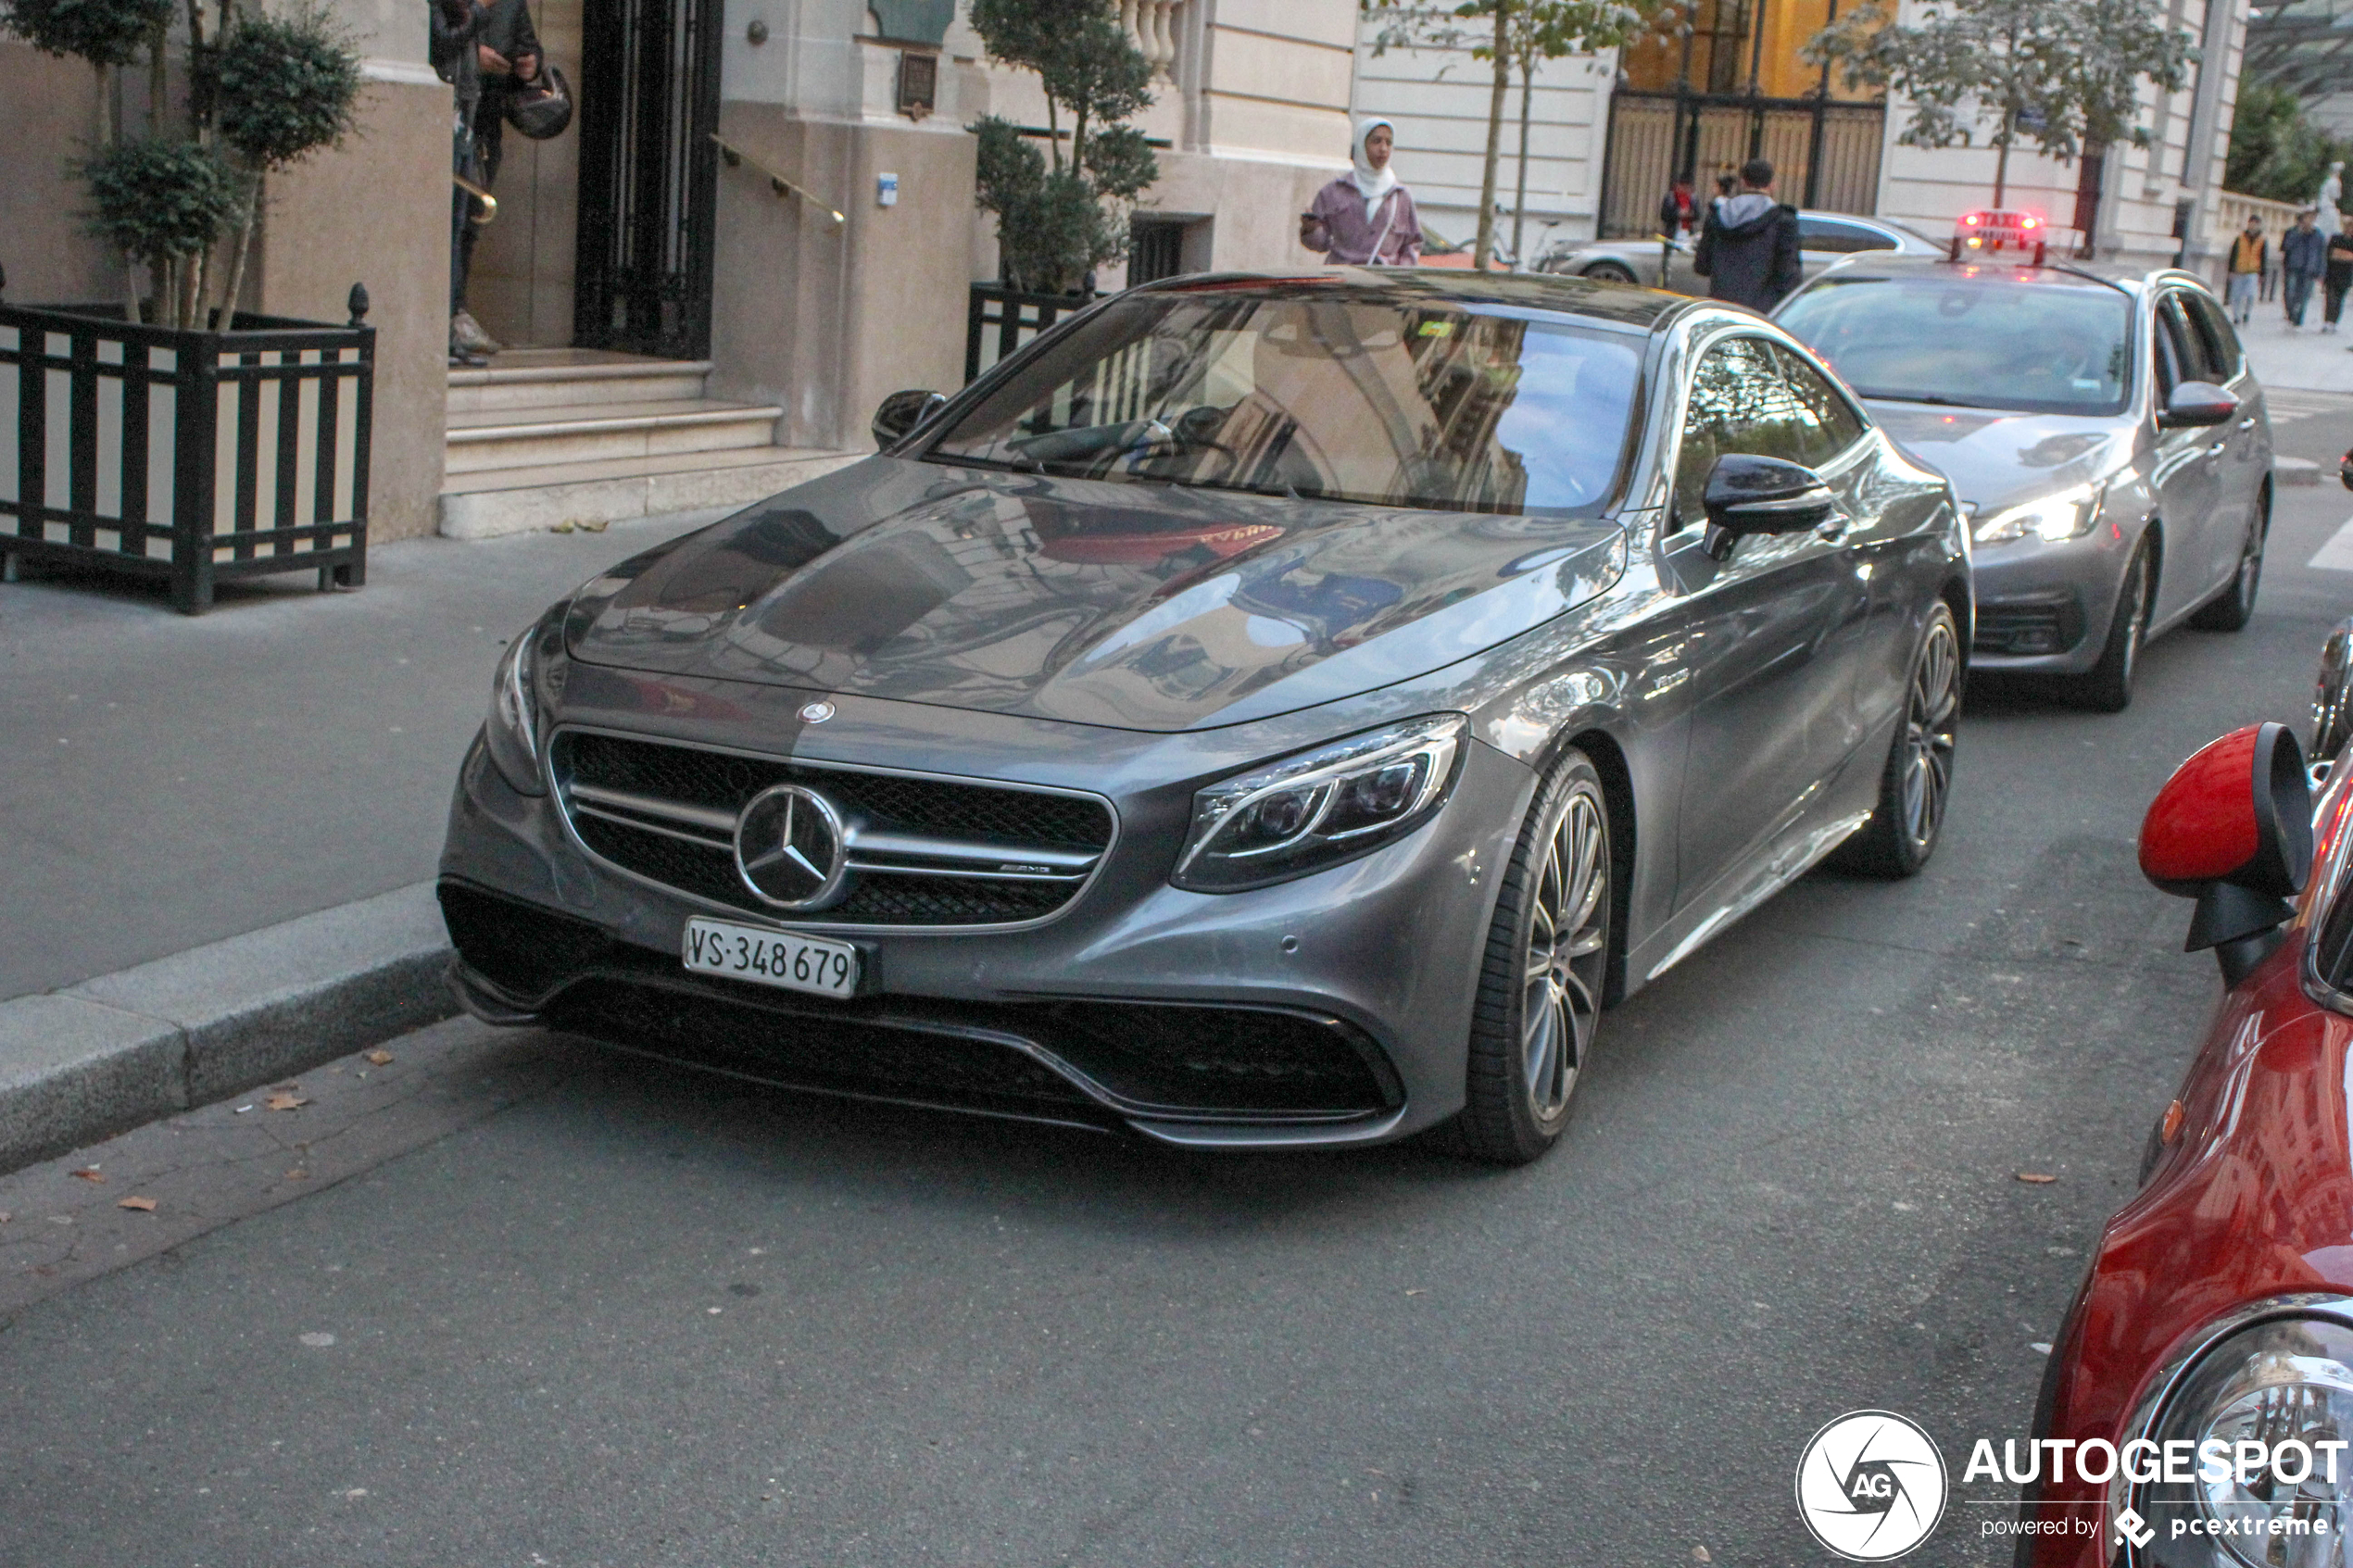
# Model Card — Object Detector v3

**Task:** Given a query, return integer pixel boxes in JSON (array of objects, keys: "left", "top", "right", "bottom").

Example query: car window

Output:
[
  {"left": 1777, "top": 273, "right": 2133, "bottom": 415},
  {"left": 1798, "top": 218, "right": 1897, "bottom": 255},
  {"left": 928, "top": 290, "right": 1645, "bottom": 513},
  {"left": 2180, "top": 291, "right": 2244, "bottom": 382},
  {"left": 1770, "top": 344, "right": 1869, "bottom": 467},
  {"left": 1673, "top": 336, "right": 1821, "bottom": 524},
  {"left": 2154, "top": 296, "right": 2197, "bottom": 398}
]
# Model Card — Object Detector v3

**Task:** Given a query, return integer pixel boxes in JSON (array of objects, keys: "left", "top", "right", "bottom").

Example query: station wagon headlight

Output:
[
  {"left": 1973, "top": 481, "right": 2105, "bottom": 544},
  {"left": 1172, "top": 715, "right": 1467, "bottom": 893},
  {"left": 483, "top": 613, "right": 555, "bottom": 797}
]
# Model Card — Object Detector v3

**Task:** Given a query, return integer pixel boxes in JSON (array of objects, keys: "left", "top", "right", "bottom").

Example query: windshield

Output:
[
  {"left": 1777, "top": 274, "right": 2133, "bottom": 416},
  {"left": 925, "top": 289, "right": 1645, "bottom": 514}
]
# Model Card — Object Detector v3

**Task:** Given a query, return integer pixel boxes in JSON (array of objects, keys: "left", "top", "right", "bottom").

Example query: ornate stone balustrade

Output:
[{"left": 1119, "top": 0, "right": 1183, "bottom": 79}]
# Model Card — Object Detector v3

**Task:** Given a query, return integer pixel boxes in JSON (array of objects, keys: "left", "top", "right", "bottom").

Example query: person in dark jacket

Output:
[
  {"left": 1692, "top": 157, "right": 1802, "bottom": 312},
  {"left": 2326, "top": 226, "right": 2353, "bottom": 334},
  {"left": 2284, "top": 208, "right": 2327, "bottom": 329},
  {"left": 430, "top": 0, "right": 544, "bottom": 361}
]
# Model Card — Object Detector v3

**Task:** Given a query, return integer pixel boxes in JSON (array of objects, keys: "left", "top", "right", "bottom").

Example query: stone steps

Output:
[{"left": 436, "top": 348, "right": 856, "bottom": 539}]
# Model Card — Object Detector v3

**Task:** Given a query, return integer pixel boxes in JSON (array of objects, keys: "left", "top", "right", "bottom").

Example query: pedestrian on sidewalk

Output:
[
  {"left": 2327, "top": 227, "right": 2353, "bottom": 333},
  {"left": 1694, "top": 157, "right": 1802, "bottom": 312},
  {"left": 431, "top": 0, "right": 546, "bottom": 364},
  {"left": 1300, "top": 118, "right": 1423, "bottom": 267},
  {"left": 2228, "top": 218, "right": 2267, "bottom": 325},
  {"left": 2284, "top": 209, "right": 2327, "bottom": 328}
]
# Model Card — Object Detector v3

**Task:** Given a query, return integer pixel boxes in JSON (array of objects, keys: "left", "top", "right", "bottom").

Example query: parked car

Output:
[
  {"left": 2014, "top": 639, "right": 2353, "bottom": 1562},
  {"left": 436, "top": 270, "right": 1966, "bottom": 1165},
  {"left": 1537, "top": 210, "right": 1945, "bottom": 293},
  {"left": 1777, "top": 257, "right": 2273, "bottom": 710}
]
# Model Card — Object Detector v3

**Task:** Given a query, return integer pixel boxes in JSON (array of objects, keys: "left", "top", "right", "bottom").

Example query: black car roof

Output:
[{"left": 1136, "top": 268, "right": 1693, "bottom": 332}]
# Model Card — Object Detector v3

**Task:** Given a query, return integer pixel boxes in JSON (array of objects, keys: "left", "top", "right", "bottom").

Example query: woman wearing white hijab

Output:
[{"left": 1300, "top": 117, "right": 1423, "bottom": 266}]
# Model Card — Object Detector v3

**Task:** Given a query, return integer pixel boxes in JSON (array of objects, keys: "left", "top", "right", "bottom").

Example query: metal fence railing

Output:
[
  {"left": 965, "top": 284, "right": 1088, "bottom": 384},
  {"left": 0, "top": 291, "right": 373, "bottom": 614}
]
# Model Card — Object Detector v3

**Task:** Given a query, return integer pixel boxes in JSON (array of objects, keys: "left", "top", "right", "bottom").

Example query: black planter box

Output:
[{"left": 1, "top": 300, "right": 373, "bottom": 614}]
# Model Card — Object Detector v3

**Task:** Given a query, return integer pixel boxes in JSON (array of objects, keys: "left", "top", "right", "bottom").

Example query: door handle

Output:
[
  {"left": 2238, "top": 417, "right": 2258, "bottom": 430},
  {"left": 2207, "top": 442, "right": 2228, "bottom": 457},
  {"left": 1815, "top": 511, "right": 1852, "bottom": 544}
]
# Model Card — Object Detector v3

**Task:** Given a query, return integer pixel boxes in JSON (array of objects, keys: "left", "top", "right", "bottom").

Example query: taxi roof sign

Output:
[{"left": 1950, "top": 209, "right": 2075, "bottom": 264}]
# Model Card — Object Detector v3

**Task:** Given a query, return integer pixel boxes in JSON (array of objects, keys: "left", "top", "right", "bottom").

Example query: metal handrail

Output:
[
  {"left": 453, "top": 172, "right": 498, "bottom": 224},
  {"left": 709, "top": 133, "right": 846, "bottom": 227}
]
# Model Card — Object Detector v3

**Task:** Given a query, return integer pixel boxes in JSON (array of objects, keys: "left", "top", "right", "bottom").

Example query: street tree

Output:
[
  {"left": 1363, "top": 0, "right": 1657, "bottom": 270},
  {"left": 2227, "top": 80, "right": 2351, "bottom": 209},
  {"left": 969, "top": 0, "right": 1158, "bottom": 294},
  {"left": 1804, "top": 0, "right": 2193, "bottom": 210}
]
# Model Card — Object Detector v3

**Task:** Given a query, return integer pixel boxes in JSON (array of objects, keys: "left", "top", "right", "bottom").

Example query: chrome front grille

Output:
[{"left": 548, "top": 729, "right": 1116, "bottom": 929}]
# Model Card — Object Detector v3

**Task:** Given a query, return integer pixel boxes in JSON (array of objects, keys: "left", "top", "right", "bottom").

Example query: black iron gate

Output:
[
  {"left": 1599, "top": 91, "right": 1884, "bottom": 239},
  {"left": 573, "top": 0, "right": 724, "bottom": 359}
]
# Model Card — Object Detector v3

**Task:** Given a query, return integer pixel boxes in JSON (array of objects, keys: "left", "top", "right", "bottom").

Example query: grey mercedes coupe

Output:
[{"left": 437, "top": 271, "right": 1968, "bottom": 1164}]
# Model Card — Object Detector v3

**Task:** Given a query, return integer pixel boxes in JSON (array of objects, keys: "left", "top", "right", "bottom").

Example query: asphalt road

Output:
[{"left": 3, "top": 433, "right": 2350, "bottom": 1566}]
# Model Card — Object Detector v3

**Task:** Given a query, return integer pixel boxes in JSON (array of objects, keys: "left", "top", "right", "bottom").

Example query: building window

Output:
[{"left": 1128, "top": 217, "right": 1188, "bottom": 284}]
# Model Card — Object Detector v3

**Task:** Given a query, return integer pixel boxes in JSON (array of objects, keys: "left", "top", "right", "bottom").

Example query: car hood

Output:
[
  {"left": 564, "top": 457, "right": 1629, "bottom": 734},
  {"left": 1862, "top": 400, "right": 2133, "bottom": 513}
]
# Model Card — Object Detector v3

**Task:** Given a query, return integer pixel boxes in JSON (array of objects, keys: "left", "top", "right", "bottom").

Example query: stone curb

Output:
[{"left": 0, "top": 883, "right": 455, "bottom": 1176}]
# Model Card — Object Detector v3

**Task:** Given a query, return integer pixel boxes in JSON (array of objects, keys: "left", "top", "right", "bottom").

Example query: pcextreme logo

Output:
[{"left": 1795, "top": 1410, "right": 1950, "bottom": 1561}]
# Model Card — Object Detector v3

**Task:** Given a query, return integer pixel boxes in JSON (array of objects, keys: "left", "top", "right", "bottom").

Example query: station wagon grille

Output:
[{"left": 548, "top": 730, "right": 1115, "bottom": 928}]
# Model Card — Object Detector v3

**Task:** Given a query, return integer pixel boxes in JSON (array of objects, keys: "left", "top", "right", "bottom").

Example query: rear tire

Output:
[
  {"left": 1831, "top": 603, "right": 1960, "bottom": 878},
  {"left": 2188, "top": 497, "right": 2268, "bottom": 633},
  {"left": 2057, "top": 540, "right": 2150, "bottom": 713},
  {"left": 1582, "top": 261, "right": 1639, "bottom": 285},
  {"left": 1447, "top": 748, "right": 1613, "bottom": 1166}
]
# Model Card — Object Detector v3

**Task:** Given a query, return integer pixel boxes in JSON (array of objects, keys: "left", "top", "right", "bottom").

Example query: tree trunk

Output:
[
  {"left": 217, "top": 169, "right": 261, "bottom": 330},
  {"left": 1511, "top": 58, "right": 1536, "bottom": 268},
  {"left": 1044, "top": 96, "right": 1062, "bottom": 174},
  {"left": 1994, "top": 114, "right": 2013, "bottom": 210},
  {"left": 148, "top": 20, "right": 167, "bottom": 136},
  {"left": 1474, "top": 3, "right": 1511, "bottom": 270}
]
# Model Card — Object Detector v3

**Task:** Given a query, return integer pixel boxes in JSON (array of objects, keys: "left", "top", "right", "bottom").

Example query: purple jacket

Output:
[{"left": 1303, "top": 178, "right": 1423, "bottom": 266}]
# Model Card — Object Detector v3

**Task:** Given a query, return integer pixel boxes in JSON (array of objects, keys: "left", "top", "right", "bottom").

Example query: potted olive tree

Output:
[{"left": 1, "top": 0, "right": 373, "bottom": 612}]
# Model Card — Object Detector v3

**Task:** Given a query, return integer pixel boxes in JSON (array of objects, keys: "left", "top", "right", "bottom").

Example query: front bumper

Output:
[
  {"left": 1968, "top": 529, "right": 2134, "bottom": 675},
  {"left": 436, "top": 696, "right": 1533, "bottom": 1148}
]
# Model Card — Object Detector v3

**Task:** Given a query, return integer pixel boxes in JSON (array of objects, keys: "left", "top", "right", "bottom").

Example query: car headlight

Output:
[
  {"left": 2129, "top": 1308, "right": 2353, "bottom": 1564},
  {"left": 1974, "top": 480, "right": 2106, "bottom": 544},
  {"left": 483, "top": 617, "right": 552, "bottom": 797},
  {"left": 1171, "top": 714, "right": 1468, "bottom": 893}
]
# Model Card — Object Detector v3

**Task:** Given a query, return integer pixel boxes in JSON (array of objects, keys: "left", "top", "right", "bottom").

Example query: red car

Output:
[{"left": 2019, "top": 668, "right": 2353, "bottom": 1563}]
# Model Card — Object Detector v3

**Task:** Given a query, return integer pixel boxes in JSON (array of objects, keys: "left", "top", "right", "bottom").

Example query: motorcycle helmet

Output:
[{"left": 505, "top": 63, "right": 573, "bottom": 140}]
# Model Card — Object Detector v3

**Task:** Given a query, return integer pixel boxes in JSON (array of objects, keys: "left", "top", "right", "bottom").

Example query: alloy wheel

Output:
[
  {"left": 1522, "top": 784, "right": 1609, "bottom": 1123},
  {"left": 1899, "top": 617, "right": 1960, "bottom": 851},
  {"left": 2119, "top": 553, "right": 2148, "bottom": 684}
]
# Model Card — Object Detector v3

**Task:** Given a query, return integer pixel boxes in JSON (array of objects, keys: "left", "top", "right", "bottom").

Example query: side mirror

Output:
[
  {"left": 2158, "top": 381, "right": 2237, "bottom": 430},
  {"left": 2338, "top": 446, "right": 2353, "bottom": 492},
  {"left": 2139, "top": 721, "right": 2314, "bottom": 985},
  {"left": 872, "top": 388, "right": 947, "bottom": 449},
  {"left": 2316, "top": 619, "right": 2353, "bottom": 770},
  {"left": 1700, "top": 453, "right": 1838, "bottom": 561}
]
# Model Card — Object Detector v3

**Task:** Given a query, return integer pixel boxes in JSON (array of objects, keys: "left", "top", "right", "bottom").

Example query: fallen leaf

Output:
[
  {"left": 233, "top": 1104, "right": 254, "bottom": 1114},
  {"left": 1693, "top": 1549, "right": 1713, "bottom": 1564},
  {"left": 0, "top": 1210, "right": 12, "bottom": 1223},
  {"left": 283, "top": 1169, "right": 309, "bottom": 1181},
  {"left": 2016, "top": 1172, "right": 2058, "bottom": 1185},
  {"left": 364, "top": 1049, "right": 394, "bottom": 1066},
  {"left": 1404, "top": 1288, "right": 1425, "bottom": 1296},
  {"left": 70, "top": 1167, "right": 105, "bottom": 1183},
  {"left": 265, "top": 1093, "right": 308, "bottom": 1111},
  {"left": 579, "top": 520, "right": 609, "bottom": 533},
  {"left": 117, "top": 1196, "right": 157, "bottom": 1212}
]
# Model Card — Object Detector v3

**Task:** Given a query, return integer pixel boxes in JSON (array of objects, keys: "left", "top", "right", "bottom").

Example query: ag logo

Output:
[{"left": 1794, "top": 1410, "right": 1947, "bottom": 1561}]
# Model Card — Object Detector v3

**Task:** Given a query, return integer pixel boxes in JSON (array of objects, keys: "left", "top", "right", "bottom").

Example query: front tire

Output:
[
  {"left": 1450, "top": 748, "right": 1613, "bottom": 1166},
  {"left": 2057, "top": 539, "right": 2150, "bottom": 713},
  {"left": 1582, "top": 261, "right": 1639, "bottom": 285},
  {"left": 1831, "top": 603, "right": 1960, "bottom": 878},
  {"left": 2188, "top": 497, "right": 2268, "bottom": 633}
]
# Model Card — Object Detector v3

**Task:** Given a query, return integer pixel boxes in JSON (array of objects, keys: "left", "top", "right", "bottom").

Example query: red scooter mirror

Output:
[{"left": 2139, "top": 722, "right": 2314, "bottom": 984}]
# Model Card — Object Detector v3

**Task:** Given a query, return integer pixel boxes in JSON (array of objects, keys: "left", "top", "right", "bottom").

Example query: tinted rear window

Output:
[{"left": 1777, "top": 274, "right": 2133, "bottom": 415}]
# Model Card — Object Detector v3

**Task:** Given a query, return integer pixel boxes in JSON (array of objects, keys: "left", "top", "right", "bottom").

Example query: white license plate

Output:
[{"left": 682, "top": 918, "right": 860, "bottom": 999}]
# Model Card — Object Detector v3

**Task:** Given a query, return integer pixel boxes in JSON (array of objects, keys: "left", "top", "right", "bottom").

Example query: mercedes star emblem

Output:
[
  {"left": 733, "top": 784, "right": 849, "bottom": 909},
  {"left": 799, "top": 700, "right": 837, "bottom": 724}
]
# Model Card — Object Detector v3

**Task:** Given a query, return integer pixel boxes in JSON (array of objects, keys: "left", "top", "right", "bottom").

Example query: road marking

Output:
[
  {"left": 2309, "top": 517, "right": 2353, "bottom": 571},
  {"left": 2268, "top": 389, "right": 2353, "bottom": 423}
]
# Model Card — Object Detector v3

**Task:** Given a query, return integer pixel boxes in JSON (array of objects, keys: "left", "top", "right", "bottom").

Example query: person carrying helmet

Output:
[
  {"left": 1693, "top": 157, "right": 1801, "bottom": 312},
  {"left": 430, "top": 0, "right": 551, "bottom": 363}
]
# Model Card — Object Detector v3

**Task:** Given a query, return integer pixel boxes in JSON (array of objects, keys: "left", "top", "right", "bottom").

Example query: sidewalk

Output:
[
  {"left": 2238, "top": 301, "right": 2353, "bottom": 393},
  {"left": 0, "top": 506, "right": 727, "bottom": 1004}
]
